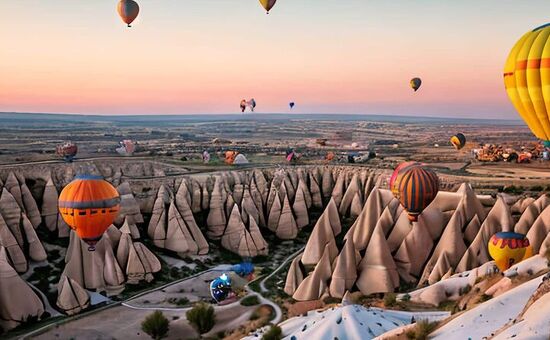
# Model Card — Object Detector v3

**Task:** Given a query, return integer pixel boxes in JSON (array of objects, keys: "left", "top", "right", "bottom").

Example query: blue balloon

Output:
[
  {"left": 210, "top": 273, "right": 232, "bottom": 303},
  {"left": 232, "top": 262, "right": 255, "bottom": 277},
  {"left": 289, "top": 102, "right": 295, "bottom": 109}
]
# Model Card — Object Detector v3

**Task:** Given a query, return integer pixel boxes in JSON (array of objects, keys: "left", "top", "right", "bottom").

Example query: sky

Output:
[{"left": 1, "top": 1, "right": 550, "bottom": 118}]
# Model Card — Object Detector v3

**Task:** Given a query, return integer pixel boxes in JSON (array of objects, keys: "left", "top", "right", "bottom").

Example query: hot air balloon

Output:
[
  {"left": 210, "top": 273, "right": 233, "bottom": 303},
  {"left": 504, "top": 23, "right": 550, "bottom": 145},
  {"left": 225, "top": 150, "right": 238, "bottom": 165},
  {"left": 116, "top": 140, "right": 136, "bottom": 156},
  {"left": 58, "top": 175, "right": 120, "bottom": 251},
  {"left": 232, "top": 262, "right": 255, "bottom": 277},
  {"left": 240, "top": 99, "right": 256, "bottom": 112},
  {"left": 259, "top": 0, "right": 277, "bottom": 14},
  {"left": 117, "top": 0, "right": 140, "bottom": 27},
  {"left": 389, "top": 161, "right": 421, "bottom": 196},
  {"left": 56, "top": 142, "right": 78, "bottom": 162},
  {"left": 289, "top": 102, "right": 295, "bottom": 109},
  {"left": 488, "top": 232, "right": 531, "bottom": 272},
  {"left": 450, "top": 133, "right": 467, "bottom": 150},
  {"left": 410, "top": 77, "right": 422, "bottom": 92},
  {"left": 392, "top": 164, "right": 439, "bottom": 221}
]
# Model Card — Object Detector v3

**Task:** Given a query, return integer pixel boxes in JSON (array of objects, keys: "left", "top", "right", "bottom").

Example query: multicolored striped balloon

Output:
[
  {"left": 488, "top": 232, "right": 532, "bottom": 272},
  {"left": 59, "top": 175, "right": 120, "bottom": 250},
  {"left": 389, "top": 161, "right": 421, "bottom": 197},
  {"left": 504, "top": 23, "right": 550, "bottom": 144},
  {"left": 392, "top": 164, "right": 439, "bottom": 222}
]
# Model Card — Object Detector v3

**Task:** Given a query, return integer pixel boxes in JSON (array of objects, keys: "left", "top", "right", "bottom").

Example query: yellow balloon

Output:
[
  {"left": 504, "top": 23, "right": 550, "bottom": 142},
  {"left": 488, "top": 232, "right": 531, "bottom": 272}
]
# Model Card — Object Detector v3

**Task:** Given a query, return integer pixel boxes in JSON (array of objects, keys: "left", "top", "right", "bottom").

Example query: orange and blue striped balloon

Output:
[{"left": 393, "top": 164, "right": 439, "bottom": 222}]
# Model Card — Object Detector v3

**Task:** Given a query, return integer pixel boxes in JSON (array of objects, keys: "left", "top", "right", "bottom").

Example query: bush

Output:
[
  {"left": 168, "top": 297, "right": 190, "bottom": 306},
  {"left": 240, "top": 295, "right": 260, "bottom": 306},
  {"left": 141, "top": 311, "right": 169, "bottom": 340},
  {"left": 186, "top": 302, "right": 216, "bottom": 334},
  {"left": 479, "top": 294, "right": 492, "bottom": 303},
  {"left": 262, "top": 325, "right": 282, "bottom": 340},
  {"left": 383, "top": 293, "right": 397, "bottom": 307},
  {"left": 405, "top": 320, "right": 438, "bottom": 340}
]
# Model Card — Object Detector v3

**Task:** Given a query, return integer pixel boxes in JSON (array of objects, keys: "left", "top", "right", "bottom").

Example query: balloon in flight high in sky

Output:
[
  {"left": 259, "top": 0, "right": 277, "bottom": 14},
  {"left": 289, "top": 102, "right": 295, "bottom": 109},
  {"left": 504, "top": 23, "right": 550, "bottom": 145},
  {"left": 117, "top": 0, "right": 140, "bottom": 27},
  {"left": 410, "top": 77, "right": 422, "bottom": 92},
  {"left": 58, "top": 175, "right": 120, "bottom": 251}
]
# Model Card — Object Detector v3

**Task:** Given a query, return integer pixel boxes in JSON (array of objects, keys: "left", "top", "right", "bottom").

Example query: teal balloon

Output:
[{"left": 544, "top": 141, "right": 550, "bottom": 148}]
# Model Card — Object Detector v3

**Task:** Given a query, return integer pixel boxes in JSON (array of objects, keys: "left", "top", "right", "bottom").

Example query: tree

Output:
[
  {"left": 141, "top": 311, "right": 169, "bottom": 340},
  {"left": 186, "top": 302, "right": 216, "bottom": 334}
]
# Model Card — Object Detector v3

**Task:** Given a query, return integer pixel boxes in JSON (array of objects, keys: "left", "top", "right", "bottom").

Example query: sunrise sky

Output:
[{"left": 1, "top": 0, "right": 550, "bottom": 118}]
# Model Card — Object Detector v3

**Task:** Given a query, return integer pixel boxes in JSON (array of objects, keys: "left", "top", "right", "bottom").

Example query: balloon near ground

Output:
[
  {"left": 504, "top": 23, "right": 550, "bottom": 146},
  {"left": 259, "top": 0, "right": 277, "bottom": 13},
  {"left": 58, "top": 175, "right": 120, "bottom": 250},
  {"left": 117, "top": 0, "right": 140, "bottom": 27},
  {"left": 210, "top": 273, "right": 233, "bottom": 303},
  {"left": 450, "top": 133, "right": 467, "bottom": 150},
  {"left": 488, "top": 232, "right": 531, "bottom": 272},
  {"left": 392, "top": 163, "right": 439, "bottom": 222},
  {"left": 56, "top": 142, "right": 77, "bottom": 162},
  {"left": 410, "top": 77, "right": 422, "bottom": 92},
  {"left": 389, "top": 161, "right": 421, "bottom": 196}
]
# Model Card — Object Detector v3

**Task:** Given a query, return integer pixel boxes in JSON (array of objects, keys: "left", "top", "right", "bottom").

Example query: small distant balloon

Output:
[
  {"left": 450, "top": 133, "right": 466, "bottom": 150},
  {"left": 289, "top": 102, "right": 295, "bottom": 109},
  {"left": 117, "top": 0, "right": 140, "bottom": 27},
  {"left": 240, "top": 99, "right": 256, "bottom": 113},
  {"left": 259, "top": 0, "right": 277, "bottom": 13},
  {"left": 410, "top": 77, "right": 422, "bottom": 92}
]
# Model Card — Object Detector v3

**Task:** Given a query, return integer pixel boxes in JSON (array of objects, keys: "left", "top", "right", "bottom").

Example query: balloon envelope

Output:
[
  {"left": 389, "top": 161, "right": 421, "bottom": 196},
  {"left": 289, "top": 102, "right": 295, "bottom": 109},
  {"left": 210, "top": 273, "right": 232, "bottom": 303},
  {"left": 392, "top": 164, "right": 439, "bottom": 221},
  {"left": 450, "top": 133, "right": 467, "bottom": 150},
  {"left": 56, "top": 142, "right": 78, "bottom": 162},
  {"left": 58, "top": 175, "right": 120, "bottom": 250},
  {"left": 117, "top": 0, "right": 139, "bottom": 27},
  {"left": 259, "top": 0, "right": 277, "bottom": 13},
  {"left": 504, "top": 23, "right": 550, "bottom": 144},
  {"left": 410, "top": 77, "right": 422, "bottom": 92},
  {"left": 488, "top": 232, "right": 531, "bottom": 272}
]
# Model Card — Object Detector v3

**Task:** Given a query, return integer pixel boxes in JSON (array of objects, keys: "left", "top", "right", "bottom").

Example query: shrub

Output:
[
  {"left": 479, "top": 294, "right": 492, "bottom": 303},
  {"left": 240, "top": 295, "right": 260, "bottom": 306},
  {"left": 405, "top": 320, "right": 438, "bottom": 340},
  {"left": 186, "top": 302, "right": 216, "bottom": 334},
  {"left": 383, "top": 293, "right": 397, "bottom": 307},
  {"left": 261, "top": 325, "right": 283, "bottom": 340},
  {"left": 141, "top": 311, "right": 169, "bottom": 340}
]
